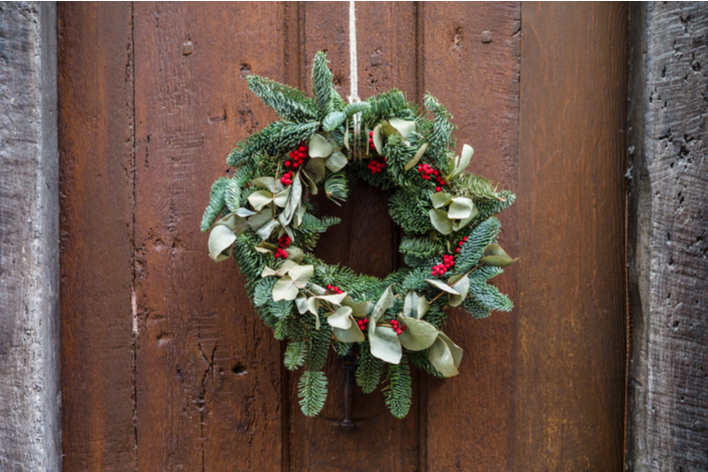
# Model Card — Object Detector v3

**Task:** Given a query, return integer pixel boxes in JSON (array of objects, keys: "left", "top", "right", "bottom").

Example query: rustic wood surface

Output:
[
  {"left": 626, "top": 2, "right": 708, "bottom": 470},
  {"left": 59, "top": 2, "right": 629, "bottom": 470},
  {"left": 58, "top": 3, "right": 137, "bottom": 469},
  {"left": 517, "top": 3, "right": 628, "bottom": 469}
]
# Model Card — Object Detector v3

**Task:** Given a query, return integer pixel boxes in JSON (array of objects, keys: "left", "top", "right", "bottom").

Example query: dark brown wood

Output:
[
  {"left": 132, "top": 3, "right": 285, "bottom": 470},
  {"left": 58, "top": 3, "right": 630, "bottom": 470},
  {"left": 288, "top": 3, "right": 420, "bottom": 471},
  {"left": 516, "top": 3, "right": 628, "bottom": 469},
  {"left": 422, "top": 3, "right": 521, "bottom": 470},
  {"left": 58, "top": 3, "right": 136, "bottom": 470},
  {"left": 626, "top": 3, "right": 708, "bottom": 470}
]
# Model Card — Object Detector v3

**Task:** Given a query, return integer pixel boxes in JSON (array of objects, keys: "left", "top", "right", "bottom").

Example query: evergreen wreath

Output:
[{"left": 202, "top": 52, "right": 518, "bottom": 419}]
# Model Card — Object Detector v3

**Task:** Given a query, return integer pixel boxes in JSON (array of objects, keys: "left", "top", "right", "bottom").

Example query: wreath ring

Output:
[{"left": 202, "top": 52, "right": 518, "bottom": 419}]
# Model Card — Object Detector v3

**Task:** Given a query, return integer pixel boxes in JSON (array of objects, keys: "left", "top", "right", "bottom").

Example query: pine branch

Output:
[
  {"left": 311, "top": 51, "right": 334, "bottom": 117},
  {"left": 284, "top": 341, "right": 307, "bottom": 370},
  {"left": 298, "top": 370, "right": 328, "bottom": 416},
  {"left": 200, "top": 178, "right": 229, "bottom": 231},
  {"left": 383, "top": 356, "right": 412, "bottom": 418},
  {"left": 247, "top": 75, "right": 318, "bottom": 122},
  {"left": 424, "top": 94, "right": 456, "bottom": 160},
  {"left": 324, "top": 171, "right": 349, "bottom": 205},
  {"left": 356, "top": 343, "right": 385, "bottom": 394},
  {"left": 454, "top": 217, "right": 502, "bottom": 273}
]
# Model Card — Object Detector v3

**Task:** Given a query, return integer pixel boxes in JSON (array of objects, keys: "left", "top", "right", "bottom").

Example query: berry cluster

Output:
[
  {"left": 368, "top": 131, "right": 376, "bottom": 151},
  {"left": 325, "top": 284, "right": 344, "bottom": 295},
  {"left": 431, "top": 254, "right": 456, "bottom": 277},
  {"left": 389, "top": 318, "right": 407, "bottom": 336},
  {"left": 368, "top": 157, "right": 387, "bottom": 174},
  {"left": 416, "top": 163, "right": 447, "bottom": 192},
  {"left": 274, "top": 235, "right": 292, "bottom": 259},
  {"left": 356, "top": 318, "right": 369, "bottom": 331},
  {"left": 280, "top": 142, "right": 308, "bottom": 186},
  {"left": 455, "top": 236, "right": 469, "bottom": 253}
]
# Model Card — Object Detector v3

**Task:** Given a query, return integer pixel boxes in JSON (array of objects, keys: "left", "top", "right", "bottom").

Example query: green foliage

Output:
[
  {"left": 298, "top": 370, "right": 328, "bottom": 416},
  {"left": 294, "top": 214, "right": 341, "bottom": 250},
  {"left": 356, "top": 344, "right": 385, "bottom": 394},
  {"left": 383, "top": 357, "right": 412, "bottom": 419},
  {"left": 389, "top": 188, "right": 434, "bottom": 234},
  {"left": 203, "top": 51, "right": 518, "bottom": 420},
  {"left": 311, "top": 51, "right": 335, "bottom": 117},
  {"left": 247, "top": 75, "right": 318, "bottom": 122},
  {"left": 324, "top": 171, "right": 349, "bottom": 205},
  {"left": 454, "top": 217, "right": 502, "bottom": 273},
  {"left": 423, "top": 94, "right": 456, "bottom": 161},
  {"left": 284, "top": 341, "right": 307, "bottom": 370},
  {"left": 200, "top": 178, "right": 229, "bottom": 231}
]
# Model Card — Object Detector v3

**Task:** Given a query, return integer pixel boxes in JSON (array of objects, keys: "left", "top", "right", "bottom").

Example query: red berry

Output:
[{"left": 436, "top": 186, "right": 442, "bottom": 192}]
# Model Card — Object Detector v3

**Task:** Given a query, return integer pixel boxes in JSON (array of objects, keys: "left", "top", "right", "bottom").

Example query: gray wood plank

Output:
[{"left": 627, "top": 2, "right": 708, "bottom": 470}]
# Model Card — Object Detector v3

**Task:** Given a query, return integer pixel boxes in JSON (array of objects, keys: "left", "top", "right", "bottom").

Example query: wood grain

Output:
[
  {"left": 132, "top": 3, "right": 285, "bottom": 470},
  {"left": 288, "top": 3, "right": 420, "bottom": 471},
  {"left": 421, "top": 3, "right": 521, "bottom": 469},
  {"left": 58, "top": 3, "right": 136, "bottom": 470},
  {"left": 517, "top": 3, "right": 628, "bottom": 469},
  {"left": 626, "top": 3, "right": 708, "bottom": 470}
]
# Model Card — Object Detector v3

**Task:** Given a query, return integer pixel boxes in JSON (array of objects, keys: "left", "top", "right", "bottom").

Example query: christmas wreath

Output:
[{"left": 202, "top": 52, "right": 517, "bottom": 419}]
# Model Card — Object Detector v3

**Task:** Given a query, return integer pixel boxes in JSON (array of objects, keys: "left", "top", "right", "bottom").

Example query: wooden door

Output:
[{"left": 59, "top": 2, "right": 628, "bottom": 470}]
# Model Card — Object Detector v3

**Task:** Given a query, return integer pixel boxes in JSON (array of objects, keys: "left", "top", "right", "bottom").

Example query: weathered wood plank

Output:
[
  {"left": 287, "top": 2, "right": 420, "bottom": 471},
  {"left": 517, "top": 3, "right": 628, "bottom": 469},
  {"left": 421, "top": 3, "right": 521, "bottom": 469},
  {"left": 626, "top": 2, "right": 708, "bottom": 470},
  {"left": 0, "top": 2, "right": 60, "bottom": 470},
  {"left": 57, "top": 3, "right": 136, "bottom": 470},
  {"left": 133, "top": 3, "right": 285, "bottom": 470}
]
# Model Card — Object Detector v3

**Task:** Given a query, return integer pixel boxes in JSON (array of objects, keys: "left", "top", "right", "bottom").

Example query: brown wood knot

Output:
[
  {"left": 182, "top": 40, "right": 194, "bottom": 56},
  {"left": 339, "top": 354, "right": 357, "bottom": 429}
]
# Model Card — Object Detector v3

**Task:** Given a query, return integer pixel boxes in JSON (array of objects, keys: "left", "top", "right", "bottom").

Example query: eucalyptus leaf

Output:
[
  {"left": 322, "top": 111, "right": 346, "bottom": 132},
  {"left": 387, "top": 117, "right": 416, "bottom": 139},
  {"left": 447, "top": 275, "right": 470, "bottom": 307},
  {"left": 325, "top": 151, "right": 348, "bottom": 173},
  {"left": 333, "top": 324, "right": 365, "bottom": 343},
  {"left": 428, "top": 335, "right": 459, "bottom": 378},
  {"left": 327, "top": 306, "right": 354, "bottom": 329},
  {"left": 372, "top": 124, "right": 384, "bottom": 154},
  {"left": 306, "top": 297, "right": 320, "bottom": 317},
  {"left": 273, "top": 276, "right": 298, "bottom": 301},
  {"left": 248, "top": 190, "right": 274, "bottom": 211},
  {"left": 208, "top": 225, "right": 237, "bottom": 262},
  {"left": 425, "top": 278, "right": 460, "bottom": 295},
  {"left": 295, "top": 293, "right": 309, "bottom": 314},
  {"left": 308, "top": 133, "right": 334, "bottom": 158},
  {"left": 273, "top": 188, "right": 291, "bottom": 208},
  {"left": 452, "top": 208, "right": 478, "bottom": 232},
  {"left": 431, "top": 192, "right": 453, "bottom": 209},
  {"left": 404, "top": 142, "right": 429, "bottom": 171},
  {"left": 255, "top": 219, "right": 278, "bottom": 240},
  {"left": 369, "top": 325, "right": 402, "bottom": 364},
  {"left": 439, "top": 332, "right": 463, "bottom": 370},
  {"left": 429, "top": 209, "right": 453, "bottom": 235},
  {"left": 300, "top": 169, "right": 318, "bottom": 194},
  {"left": 247, "top": 211, "right": 272, "bottom": 230},
  {"left": 371, "top": 285, "right": 395, "bottom": 322},
  {"left": 449, "top": 144, "right": 474, "bottom": 179},
  {"left": 286, "top": 246, "right": 304, "bottom": 263},
  {"left": 448, "top": 197, "right": 475, "bottom": 220},
  {"left": 398, "top": 316, "right": 439, "bottom": 351},
  {"left": 343, "top": 128, "right": 350, "bottom": 150},
  {"left": 289, "top": 264, "right": 314, "bottom": 286},
  {"left": 235, "top": 207, "right": 257, "bottom": 217},
  {"left": 316, "top": 293, "right": 347, "bottom": 306},
  {"left": 341, "top": 298, "right": 371, "bottom": 319},
  {"left": 260, "top": 266, "right": 278, "bottom": 277},
  {"left": 403, "top": 292, "right": 429, "bottom": 319},
  {"left": 481, "top": 243, "right": 519, "bottom": 267},
  {"left": 253, "top": 176, "right": 283, "bottom": 193},
  {"left": 305, "top": 157, "right": 326, "bottom": 183},
  {"left": 294, "top": 200, "right": 307, "bottom": 227}
]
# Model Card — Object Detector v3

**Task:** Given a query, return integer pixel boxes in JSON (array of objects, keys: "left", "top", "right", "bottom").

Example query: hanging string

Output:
[{"left": 348, "top": 0, "right": 362, "bottom": 161}]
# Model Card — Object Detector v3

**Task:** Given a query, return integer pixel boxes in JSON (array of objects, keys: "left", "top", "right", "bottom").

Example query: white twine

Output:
[{"left": 348, "top": 0, "right": 362, "bottom": 160}]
